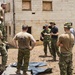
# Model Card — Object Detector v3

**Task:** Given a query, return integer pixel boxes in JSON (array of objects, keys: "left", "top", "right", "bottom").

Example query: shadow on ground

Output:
[{"left": 39, "top": 55, "right": 52, "bottom": 58}]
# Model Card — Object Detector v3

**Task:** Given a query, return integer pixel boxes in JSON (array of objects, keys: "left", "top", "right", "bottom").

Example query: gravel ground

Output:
[{"left": 0, "top": 45, "right": 75, "bottom": 75}]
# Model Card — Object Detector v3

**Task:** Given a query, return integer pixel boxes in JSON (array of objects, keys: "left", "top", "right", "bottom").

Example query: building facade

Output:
[{"left": 1, "top": 0, "right": 75, "bottom": 44}]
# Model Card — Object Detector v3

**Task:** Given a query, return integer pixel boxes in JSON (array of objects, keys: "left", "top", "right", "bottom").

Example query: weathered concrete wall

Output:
[{"left": 5, "top": 0, "right": 75, "bottom": 44}]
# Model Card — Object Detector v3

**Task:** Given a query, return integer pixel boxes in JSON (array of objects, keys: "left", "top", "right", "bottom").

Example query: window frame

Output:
[
  {"left": 9, "top": 26, "right": 11, "bottom": 35},
  {"left": 43, "top": 1, "right": 53, "bottom": 11},
  {"left": 22, "top": 0, "right": 31, "bottom": 11}
]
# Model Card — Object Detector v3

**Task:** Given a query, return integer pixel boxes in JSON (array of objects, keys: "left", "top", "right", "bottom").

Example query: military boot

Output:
[
  {"left": 16, "top": 69, "right": 21, "bottom": 75},
  {"left": 23, "top": 72, "right": 28, "bottom": 75},
  {"left": 0, "top": 65, "right": 6, "bottom": 71}
]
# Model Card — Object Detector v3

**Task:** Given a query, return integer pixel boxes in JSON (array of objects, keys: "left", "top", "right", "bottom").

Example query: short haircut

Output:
[
  {"left": 1, "top": 3, "right": 6, "bottom": 6},
  {"left": 22, "top": 25, "right": 28, "bottom": 30}
]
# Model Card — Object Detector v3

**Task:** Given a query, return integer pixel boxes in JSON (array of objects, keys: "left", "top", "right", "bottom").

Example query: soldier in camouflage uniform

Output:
[
  {"left": 0, "top": 3, "right": 6, "bottom": 41},
  {"left": 0, "top": 3, "right": 7, "bottom": 71},
  {"left": 0, "top": 30, "right": 7, "bottom": 71},
  {"left": 0, "top": 3, "right": 9, "bottom": 54},
  {"left": 41, "top": 24, "right": 51, "bottom": 56},
  {"left": 13, "top": 25, "right": 36, "bottom": 75},
  {"left": 57, "top": 23, "right": 74, "bottom": 75}
]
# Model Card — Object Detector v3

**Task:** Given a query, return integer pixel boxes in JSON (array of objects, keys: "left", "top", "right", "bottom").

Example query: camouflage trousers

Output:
[
  {"left": 0, "top": 23, "right": 7, "bottom": 41},
  {"left": 0, "top": 44, "right": 7, "bottom": 66},
  {"left": 0, "top": 23, "right": 4, "bottom": 31},
  {"left": 17, "top": 48, "right": 30, "bottom": 72},
  {"left": 51, "top": 38, "right": 59, "bottom": 60},
  {"left": 59, "top": 53, "right": 73, "bottom": 75},
  {"left": 43, "top": 41, "right": 52, "bottom": 55}
]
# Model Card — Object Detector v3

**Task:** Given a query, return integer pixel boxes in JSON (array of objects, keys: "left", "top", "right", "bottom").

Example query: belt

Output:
[
  {"left": 60, "top": 52, "right": 72, "bottom": 56},
  {"left": 19, "top": 47, "right": 29, "bottom": 49}
]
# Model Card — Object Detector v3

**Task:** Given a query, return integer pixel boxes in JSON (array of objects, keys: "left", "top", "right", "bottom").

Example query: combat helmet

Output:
[{"left": 64, "top": 22, "right": 72, "bottom": 29}]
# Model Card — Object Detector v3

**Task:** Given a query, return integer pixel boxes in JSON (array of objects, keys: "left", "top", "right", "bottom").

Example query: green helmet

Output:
[{"left": 64, "top": 22, "right": 72, "bottom": 29}]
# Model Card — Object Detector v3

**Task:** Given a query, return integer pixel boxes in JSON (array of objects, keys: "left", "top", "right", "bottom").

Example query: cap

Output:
[
  {"left": 45, "top": 24, "right": 48, "bottom": 27},
  {"left": 49, "top": 22, "right": 56, "bottom": 25},
  {"left": 64, "top": 22, "right": 72, "bottom": 29},
  {"left": 1, "top": 2, "right": 6, "bottom": 9},
  {"left": 1, "top": 2, "right": 6, "bottom": 4},
  {"left": 68, "top": 22, "right": 72, "bottom": 26},
  {"left": 1, "top": 2, "right": 6, "bottom": 6}
]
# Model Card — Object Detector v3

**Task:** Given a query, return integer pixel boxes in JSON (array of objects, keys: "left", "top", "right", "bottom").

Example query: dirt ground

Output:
[{"left": 0, "top": 45, "right": 75, "bottom": 75}]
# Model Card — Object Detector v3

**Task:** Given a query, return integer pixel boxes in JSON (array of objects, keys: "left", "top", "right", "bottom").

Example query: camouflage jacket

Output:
[{"left": 41, "top": 28, "right": 51, "bottom": 42}]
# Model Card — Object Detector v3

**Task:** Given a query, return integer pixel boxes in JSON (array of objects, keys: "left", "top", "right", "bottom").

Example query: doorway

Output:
[
  {"left": 27, "top": 27, "right": 32, "bottom": 34},
  {"left": 27, "top": 26, "right": 32, "bottom": 45}
]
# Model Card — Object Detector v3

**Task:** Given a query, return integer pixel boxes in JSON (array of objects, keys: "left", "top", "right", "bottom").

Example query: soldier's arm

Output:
[
  {"left": 51, "top": 27, "right": 59, "bottom": 36},
  {"left": 57, "top": 35, "right": 63, "bottom": 47},
  {"left": 50, "top": 32, "right": 59, "bottom": 36},
  {"left": 13, "top": 35, "right": 18, "bottom": 48},
  {"left": 0, "top": 30, "right": 3, "bottom": 39},
  {"left": 29, "top": 35, "right": 36, "bottom": 50},
  {"left": 57, "top": 41, "right": 63, "bottom": 47},
  {"left": 0, "top": 9, "right": 4, "bottom": 21},
  {"left": 44, "top": 33, "right": 50, "bottom": 36}
]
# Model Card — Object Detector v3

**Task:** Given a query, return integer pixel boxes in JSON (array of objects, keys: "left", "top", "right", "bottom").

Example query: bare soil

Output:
[{"left": 0, "top": 45, "right": 75, "bottom": 75}]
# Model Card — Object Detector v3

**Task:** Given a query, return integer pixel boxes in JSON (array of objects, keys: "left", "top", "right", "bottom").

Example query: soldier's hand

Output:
[
  {"left": 14, "top": 45, "right": 19, "bottom": 48},
  {"left": 44, "top": 33, "right": 47, "bottom": 35},
  {"left": 59, "top": 44, "right": 63, "bottom": 47},
  {"left": 29, "top": 46, "right": 33, "bottom": 50},
  {"left": 50, "top": 33, "right": 53, "bottom": 36},
  {"left": 16, "top": 45, "right": 19, "bottom": 48},
  {"left": 0, "top": 16, "right": 3, "bottom": 21}
]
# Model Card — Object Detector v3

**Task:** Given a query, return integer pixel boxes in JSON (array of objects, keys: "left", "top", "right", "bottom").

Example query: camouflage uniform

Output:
[
  {"left": 0, "top": 30, "right": 7, "bottom": 70},
  {"left": 57, "top": 23, "right": 74, "bottom": 75},
  {"left": 0, "top": 3, "right": 6, "bottom": 41},
  {"left": 0, "top": 4, "right": 8, "bottom": 66},
  {"left": 41, "top": 27, "right": 51, "bottom": 56},
  {"left": 13, "top": 31, "right": 36, "bottom": 73},
  {"left": 0, "top": 5, "right": 8, "bottom": 52},
  {"left": 0, "top": 6, "right": 4, "bottom": 31}
]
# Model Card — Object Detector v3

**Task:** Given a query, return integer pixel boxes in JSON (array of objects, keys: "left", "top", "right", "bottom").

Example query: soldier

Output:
[
  {"left": 49, "top": 22, "right": 59, "bottom": 61},
  {"left": 57, "top": 23, "right": 74, "bottom": 75},
  {"left": 0, "top": 30, "right": 7, "bottom": 71},
  {"left": 13, "top": 25, "right": 36, "bottom": 75},
  {"left": 41, "top": 24, "right": 51, "bottom": 56},
  {"left": 0, "top": 3, "right": 9, "bottom": 52},
  {"left": 70, "top": 22, "right": 75, "bottom": 44},
  {"left": 0, "top": 3, "right": 4, "bottom": 33},
  {"left": 0, "top": 3, "right": 6, "bottom": 38}
]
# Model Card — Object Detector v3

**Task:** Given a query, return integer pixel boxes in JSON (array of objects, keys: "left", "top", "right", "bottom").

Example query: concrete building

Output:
[{"left": 1, "top": 0, "right": 75, "bottom": 44}]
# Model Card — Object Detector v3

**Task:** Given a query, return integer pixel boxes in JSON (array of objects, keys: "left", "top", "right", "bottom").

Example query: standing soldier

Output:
[
  {"left": 0, "top": 3, "right": 7, "bottom": 71},
  {"left": 0, "top": 3, "right": 6, "bottom": 41},
  {"left": 57, "top": 23, "right": 74, "bottom": 75},
  {"left": 0, "top": 30, "right": 7, "bottom": 71},
  {"left": 0, "top": 3, "right": 9, "bottom": 52},
  {"left": 13, "top": 25, "right": 36, "bottom": 75},
  {"left": 0, "top": 3, "right": 4, "bottom": 32},
  {"left": 41, "top": 24, "right": 51, "bottom": 56},
  {"left": 70, "top": 22, "right": 75, "bottom": 44},
  {"left": 49, "top": 22, "right": 59, "bottom": 61}
]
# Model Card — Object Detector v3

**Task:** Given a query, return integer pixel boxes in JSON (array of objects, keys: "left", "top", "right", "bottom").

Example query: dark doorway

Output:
[
  {"left": 27, "top": 27, "right": 31, "bottom": 34},
  {"left": 27, "top": 27, "right": 32, "bottom": 45},
  {"left": 43, "top": 26, "right": 45, "bottom": 29}
]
